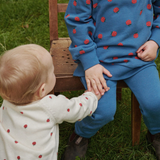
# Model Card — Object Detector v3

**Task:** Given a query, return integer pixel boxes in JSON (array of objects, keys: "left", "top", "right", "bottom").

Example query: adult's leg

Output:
[
  {"left": 75, "top": 77, "right": 117, "bottom": 138},
  {"left": 124, "top": 65, "right": 160, "bottom": 159},
  {"left": 124, "top": 65, "right": 160, "bottom": 135}
]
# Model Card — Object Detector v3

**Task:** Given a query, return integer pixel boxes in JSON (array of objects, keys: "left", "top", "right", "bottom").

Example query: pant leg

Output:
[
  {"left": 75, "top": 77, "right": 117, "bottom": 138},
  {"left": 124, "top": 65, "right": 160, "bottom": 135}
]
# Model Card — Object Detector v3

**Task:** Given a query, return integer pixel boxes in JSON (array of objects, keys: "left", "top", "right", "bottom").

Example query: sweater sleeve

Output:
[
  {"left": 43, "top": 92, "right": 98, "bottom": 124},
  {"left": 64, "top": 0, "right": 100, "bottom": 70},
  {"left": 149, "top": 0, "right": 160, "bottom": 47}
]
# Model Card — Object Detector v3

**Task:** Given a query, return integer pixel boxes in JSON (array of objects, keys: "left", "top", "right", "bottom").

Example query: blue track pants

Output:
[{"left": 75, "top": 65, "right": 160, "bottom": 138}]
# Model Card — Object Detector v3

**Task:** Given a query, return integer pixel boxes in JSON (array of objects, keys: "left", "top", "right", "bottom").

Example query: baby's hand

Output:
[
  {"left": 94, "top": 92, "right": 101, "bottom": 100},
  {"left": 136, "top": 40, "right": 158, "bottom": 61},
  {"left": 85, "top": 90, "right": 102, "bottom": 100},
  {"left": 85, "top": 64, "right": 112, "bottom": 96}
]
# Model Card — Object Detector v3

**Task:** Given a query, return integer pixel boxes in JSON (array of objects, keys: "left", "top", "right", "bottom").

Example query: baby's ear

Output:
[{"left": 37, "top": 83, "right": 46, "bottom": 99}]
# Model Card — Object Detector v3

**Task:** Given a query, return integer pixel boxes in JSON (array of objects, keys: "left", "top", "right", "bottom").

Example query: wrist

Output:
[{"left": 149, "top": 40, "right": 159, "bottom": 49}]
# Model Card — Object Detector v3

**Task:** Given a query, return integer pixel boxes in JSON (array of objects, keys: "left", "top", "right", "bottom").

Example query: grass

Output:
[{"left": 0, "top": 0, "right": 159, "bottom": 159}]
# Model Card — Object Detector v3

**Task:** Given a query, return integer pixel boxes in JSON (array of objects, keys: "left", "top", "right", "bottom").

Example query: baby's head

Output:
[{"left": 0, "top": 44, "right": 56, "bottom": 105}]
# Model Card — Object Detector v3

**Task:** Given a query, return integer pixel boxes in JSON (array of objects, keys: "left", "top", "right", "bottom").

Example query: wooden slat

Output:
[
  {"left": 54, "top": 74, "right": 128, "bottom": 92},
  {"left": 51, "top": 38, "right": 71, "bottom": 48},
  {"left": 50, "top": 38, "right": 75, "bottom": 74},
  {"left": 131, "top": 93, "right": 141, "bottom": 146},
  {"left": 55, "top": 76, "right": 84, "bottom": 92},
  {"left": 49, "top": 0, "right": 58, "bottom": 42},
  {"left": 58, "top": 3, "right": 68, "bottom": 12}
]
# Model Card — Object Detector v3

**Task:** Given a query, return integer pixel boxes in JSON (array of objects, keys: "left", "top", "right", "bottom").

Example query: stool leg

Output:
[
  {"left": 116, "top": 88, "right": 122, "bottom": 101},
  {"left": 131, "top": 92, "right": 141, "bottom": 146}
]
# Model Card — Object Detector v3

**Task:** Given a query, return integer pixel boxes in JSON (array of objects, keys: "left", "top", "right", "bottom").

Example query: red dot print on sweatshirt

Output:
[
  {"left": 146, "top": 21, "right": 151, "bottom": 27},
  {"left": 32, "top": 141, "right": 36, "bottom": 146},
  {"left": 79, "top": 103, "right": 82, "bottom": 106},
  {"left": 113, "top": 57, "right": 118, "bottom": 60},
  {"left": 108, "top": 0, "right": 112, "bottom": 2},
  {"left": 88, "top": 31, "right": 92, "bottom": 36},
  {"left": 17, "top": 156, "right": 20, "bottom": 160},
  {"left": 126, "top": 20, "right": 132, "bottom": 26},
  {"left": 135, "top": 56, "right": 140, "bottom": 59},
  {"left": 132, "top": 0, "right": 137, "bottom": 4},
  {"left": 75, "top": 17, "right": 80, "bottom": 21},
  {"left": 98, "top": 34, "right": 103, "bottom": 39},
  {"left": 147, "top": 4, "right": 152, "bottom": 10},
  {"left": 50, "top": 132, "right": 53, "bottom": 136},
  {"left": 20, "top": 112, "right": 23, "bottom": 114},
  {"left": 24, "top": 124, "right": 28, "bottom": 129},
  {"left": 79, "top": 49, "right": 85, "bottom": 54},
  {"left": 73, "top": 29, "right": 76, "bottom": 34},
  {"left": 15, "top": 141, "right": 18, "bottom": 144},
  {"left": 73, "top": 0, "right": 77, "bottom": 6},
  {"left": 84, "top": 39, "right": 89, "bottom": 44},
  {"left": 93, "top": 3, "right": 98, "bottom": 8},
  {"left": 113, "top": 7, "right": 119, "bottom": 13},
  {"left": 140, "top": 10, "right": 143, "bottom": 15},
  {"left": 86, "top": 0, "right": 91, "bottom": 5},
  {"left": 67, "top": 108, "right": 70, "bottom": 112},
  {"left": 118, "top": 43, "right": 123, "bottom": 46},
  {"left": 90, "top": 111, "right": 92, "bottom": 115},
  {"left": 3, "top": 106, "right": 4, "bottom": 110},
  {"left": 46, "top": 119, "right": 50, "bottom": 122},
  {"left": 39, "top": 155, "right": 42, "bottom": 158},
  {"left": 103, "top": 46, "right": 109, "bottom": 49},
  {"left": 124, "top": 59, "right": 128, "bottom": 63},
  {"left": 88, "top": 15, "right": 92, "bottom": 19},
  {"left": 133, "top": 33, "right": 138, "bottom": 38},
  {"left": 7, "top": 129, "right": 10, "bottom": 133},
  {"left": 128, "top": 52, "right": 134, "bottom": 56},
  {"left": 101, "top": 17, "right": 105, "bottom": 22},
  {"left": 85, "top": 97, "right": 88, "bottom": 100},
  {"left": 49, "top": 96, "right": 52, "bottom": 99},
  {"left": 65, "top": 14, "right": 70, "bottom": 18},
  {"left": 111, "top": 31, "right": 117, "bottom": 37}
]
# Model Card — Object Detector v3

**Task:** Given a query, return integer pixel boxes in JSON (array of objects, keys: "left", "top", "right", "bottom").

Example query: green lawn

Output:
[{"left": 0, "top": 0, "right": 159, "bottom": 159}]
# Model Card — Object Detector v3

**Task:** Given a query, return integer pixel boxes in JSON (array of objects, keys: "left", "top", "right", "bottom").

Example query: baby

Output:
[{"left": 0, "top": 44, "right": 101, "bottom": 160}]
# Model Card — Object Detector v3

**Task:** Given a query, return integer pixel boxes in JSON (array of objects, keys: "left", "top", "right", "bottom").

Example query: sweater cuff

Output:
[
  {"left": 79, "top": 48, "right": 100, "bottom": 71},
  {"left": 149, "top": 28, "right": 160, "bottom": 47}
]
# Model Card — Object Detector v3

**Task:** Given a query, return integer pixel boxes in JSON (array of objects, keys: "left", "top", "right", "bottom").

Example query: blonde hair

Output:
[{"left": 0, "top": 44, "right": 49, "bottom": 105}]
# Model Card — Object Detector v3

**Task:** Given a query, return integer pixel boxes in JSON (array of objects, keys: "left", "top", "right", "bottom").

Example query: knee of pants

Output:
[
  {"left": 140, "top": 96, "right": 160, "bottom": 115},
  {"left": 92, "top": 103, "right": 116, "bottom": 125}
]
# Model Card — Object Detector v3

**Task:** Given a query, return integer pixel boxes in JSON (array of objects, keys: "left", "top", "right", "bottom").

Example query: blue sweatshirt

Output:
[{"left": 64, "top": 0, "right": 160, "bottom": 80}]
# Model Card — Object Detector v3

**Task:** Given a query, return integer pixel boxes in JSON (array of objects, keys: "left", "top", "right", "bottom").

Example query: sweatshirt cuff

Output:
[
  {"left": 79, "top": 48, "right": 100, "bottom": 71},
  {"left": 83, "top": 91, "right": 98, "bottom": 101},
  {"left": 149, "top": 28, "right": 160, "bottom": 47}
]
